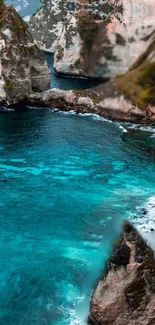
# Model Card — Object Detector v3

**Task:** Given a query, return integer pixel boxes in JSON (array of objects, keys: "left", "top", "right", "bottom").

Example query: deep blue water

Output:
[
  {"left": 45, "top": 54, "right": 102, "bottom": 91},
  {"left": 0, "top": 108, "right": 155, "bottom": 325}
]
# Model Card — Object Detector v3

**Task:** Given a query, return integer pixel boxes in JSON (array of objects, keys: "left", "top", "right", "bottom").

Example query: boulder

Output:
[
  {"left": 0, "top": 5, "right": 51, "bottom": 106},
  {"left": 89, "top": 221, "right": 155, "bottom": 325}
]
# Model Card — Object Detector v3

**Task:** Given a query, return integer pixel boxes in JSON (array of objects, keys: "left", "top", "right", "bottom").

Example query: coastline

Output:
[{"left": 25, "top": 87, "right": 151, "bottom": 124}]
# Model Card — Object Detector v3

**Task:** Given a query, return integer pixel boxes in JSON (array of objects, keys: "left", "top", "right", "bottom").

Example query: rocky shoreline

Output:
[{"left": 26, "top": 86, "right": 152, "bottom": 124}]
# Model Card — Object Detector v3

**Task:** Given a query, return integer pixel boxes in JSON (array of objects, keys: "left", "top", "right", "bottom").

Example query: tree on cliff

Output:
[{"left": 0, "top": 0, "right": 5, "bottom": 5}]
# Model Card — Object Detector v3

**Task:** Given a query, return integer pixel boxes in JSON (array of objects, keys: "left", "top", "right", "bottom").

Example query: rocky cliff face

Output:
[
  {"left": 0, "top": 5, "right": 51, "bottom": 106},
  {"left": 89, "top": 221, "right": 155, "bottom": 325},
  {"left": 54, "top": 0, "right": 155, "bottom": 78},
  {"left": 27, "top": 30, "right": 155, "bottom": 122},
  {"left": 29, "top": 0, "right": 113, "bottom": 53}
]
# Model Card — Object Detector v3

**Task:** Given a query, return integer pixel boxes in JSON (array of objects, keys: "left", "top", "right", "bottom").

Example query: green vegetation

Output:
[
  {"left": 5, "top": 79, "right": 17, "bottom": 89},
  {"left": 73, "top": 89, "right": 100, "bottom": 104},
  {"left": 0, "top": 0, "right": 5, "bottom": 6},
  {"left": 75, "top": 11, "right": 99, "bottom": 50},
  {"left": 115, "top": 60, "right": 155, "bottom": 110}
]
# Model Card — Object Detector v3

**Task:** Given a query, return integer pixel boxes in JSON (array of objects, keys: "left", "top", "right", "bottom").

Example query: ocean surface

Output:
[{"left": 0, "top": 108, "right": 155, "bottom": 325}]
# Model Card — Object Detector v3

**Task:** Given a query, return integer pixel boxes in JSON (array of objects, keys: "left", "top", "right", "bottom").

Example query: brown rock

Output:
[
  {"left": 89, "top": 222, "right": 155, "bottom": 325},
  {"left": 0, "top": 5, "right": 51, "bottom": 106}
]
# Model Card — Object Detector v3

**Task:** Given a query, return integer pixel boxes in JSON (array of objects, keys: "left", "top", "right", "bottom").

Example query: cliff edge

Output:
[{"left": 89, "top": 221, "right": 155, "bottom": 325}]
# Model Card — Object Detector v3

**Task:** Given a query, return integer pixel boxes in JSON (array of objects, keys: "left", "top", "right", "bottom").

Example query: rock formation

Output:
[
  {"left": 30, "top": 0, "right": 155, "bottom": 80},
  {"left": 29, "top": 0, "right": 112, "bottom": 53},
  {"left": 54, "top": 0, "right": 155, "bottom": 79},
  {"left": 89, "top": 221, "right": 155, "bottom": 325},
  {"left": 28, "top": 33, "right": 155, "bottom": 122},
  {"left": 0, "top": 5, "right": 51, "bottom": 106},
  {"left": 27, "top": 86, "right": 146, "bottom": 123}
]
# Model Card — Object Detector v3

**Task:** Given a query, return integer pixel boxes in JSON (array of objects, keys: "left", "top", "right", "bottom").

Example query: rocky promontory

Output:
[
  {"left": 89, "top": 221, "right": 155, "bottom": 325},
  {"left": 0, "top": 5, "right": 51, "bottom": 106}
]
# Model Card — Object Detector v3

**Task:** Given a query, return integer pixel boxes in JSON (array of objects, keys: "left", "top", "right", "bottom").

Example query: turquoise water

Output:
[
  {"left": 45, "top": 54, "right": 102, "bottom": 91},
  {"left": 0, "top": 108, "right": 155, "bottom": 325}
]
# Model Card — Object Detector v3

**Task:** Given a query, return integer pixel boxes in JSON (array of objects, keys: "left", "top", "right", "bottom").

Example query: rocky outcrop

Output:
[
  {"left": 0, "top": 5, "right": 51, "bottom": 106},
  {"left": 54, "top": 0, "right": 155, "bottom": 79},
  {"left": 28, "top": 40, "right": 155, "bottom": 123},
  {"left": 89, "top": 221, "right": 155, "bottom": 325},
  {"left": 27, "top": 86, "right": 148, "bottom": 123},
  {"left": 29, "top": 0, "right": 112, "bottom": 53}
]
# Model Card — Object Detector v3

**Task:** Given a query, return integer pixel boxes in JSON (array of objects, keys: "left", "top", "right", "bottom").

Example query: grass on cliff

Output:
[
  {"left": 75, "top": 10, "right": 99, "bottom": 50},
  {"left": 115, "top": 61, "right": 155, "bottom": 110},
  {"left": 73, "top": 89, "right": 100, "bottom": 103},
  {"left": 115, "top": 36, "right": 155, "bottom": 110}
]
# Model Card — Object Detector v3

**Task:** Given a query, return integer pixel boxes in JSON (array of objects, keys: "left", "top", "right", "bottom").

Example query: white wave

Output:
[
  {"left": 131, "top": 195, "right": 155, "bottom": 233},
  {"left": 119, "top": 125, "right": 127, "bottom": 132},
  {"left": 122, "top": 123, "right": 155, "bottom": 134}
]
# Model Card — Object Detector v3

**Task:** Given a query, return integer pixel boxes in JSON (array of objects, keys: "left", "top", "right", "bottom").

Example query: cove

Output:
[
  {"left": 45, "top": 53, "right": 102, "bottom": 91},
  {"left": 0, "top": 108, "right": 155, "bottom": 325}
]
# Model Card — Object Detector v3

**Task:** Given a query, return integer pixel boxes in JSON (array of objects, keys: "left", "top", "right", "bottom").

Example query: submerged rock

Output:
[
  {"left": 89, "top": 221, "right": 155, "bottom": 325},
  {"left": 0, "top": 5, "right": 51, "bottom": 106}
]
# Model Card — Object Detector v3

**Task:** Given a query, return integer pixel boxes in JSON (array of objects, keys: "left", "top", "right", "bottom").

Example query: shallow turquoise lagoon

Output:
[{"left": 0, "top": 108, "right": 155, "bottom": 325}]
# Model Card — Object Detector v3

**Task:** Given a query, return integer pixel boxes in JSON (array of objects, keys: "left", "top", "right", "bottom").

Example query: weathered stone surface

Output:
[
  {"left": 89, "top": 221, "right": 155, "bottom": 325},
  {"left": 27, "top": 86, "right": 147, "bottom": 123},
  {"left": 29, "top": 0, "right": 112, "bottom": 53},
  {"left": 0, "top": 5, "right": 51, "bottom": 106},
  {"left": 54, "top": 0, "right": 155, "bottom": 79}
]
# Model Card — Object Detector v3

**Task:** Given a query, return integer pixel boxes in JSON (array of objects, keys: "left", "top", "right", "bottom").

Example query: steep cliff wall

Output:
[
  {"left": 54, "top": 0, "right": 155, "bottom": 79},
  {"left": 89, "top": 221, "right": 155, "bottom": 325},
  {"left": 29, "top": 0, "right": 113, "bottom": 53},
  {"left": 0, "top": 5, "right": 51, "bottom": 106}
]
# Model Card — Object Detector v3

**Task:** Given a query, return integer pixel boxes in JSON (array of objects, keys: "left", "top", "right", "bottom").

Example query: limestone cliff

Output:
[
  {"left": 29, "top": 0, "right": 113, "bottom": 53},
  {"left": 27, "top": 33, "right": 155, "bottom": 122},
  {"left": 89, "top": 221, "right": 155, "bottom": 325},
  {"left": 54, "top": 0, "right": 155, "bottom": 79},
  {"left": 0, "top": 5, "right": 51, "bottom": 106}
]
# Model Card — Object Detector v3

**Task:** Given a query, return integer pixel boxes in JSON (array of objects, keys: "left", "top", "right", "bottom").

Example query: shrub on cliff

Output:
[{"left": 115, "top": 37, "right": 155, "bottom": 110}]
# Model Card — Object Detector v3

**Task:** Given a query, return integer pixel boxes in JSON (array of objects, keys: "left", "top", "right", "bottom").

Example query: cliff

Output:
[
  {"left": 29, "top": 0, "right": 113, "bottom": 53},
  {"left": 89, "top": 221, "right": 155, "bottom": 325},
  {"left": 0, "top": 5, "right": 51, "bottom": 106},
  {"left": 28, "top": 35, "right": 155, "bottom": 122},
  {"left": 29, "top": 0, "right": 155, "bottom": 83},
  {"left": 54, "top": 0, "right": 155, "bottom": 78}
]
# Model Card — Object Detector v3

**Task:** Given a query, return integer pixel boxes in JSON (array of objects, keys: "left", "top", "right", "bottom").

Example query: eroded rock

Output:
[
  {"left": 54, "top": 0, "right": 155, "bottom": 79},
  {"left": 0, "top": 5, "right": 51, "bottom": 106},
  {"left": 89, "top": 221, "right": 155, "bottom": 325}
]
